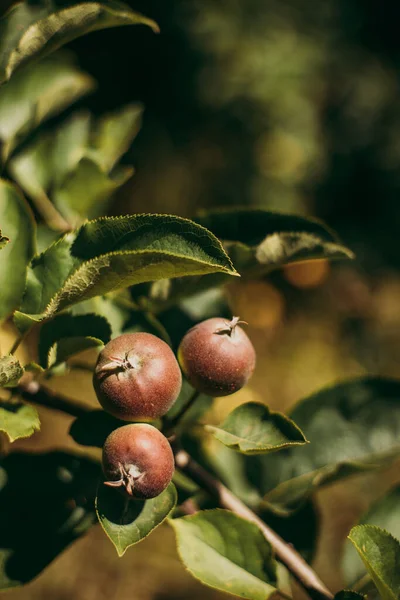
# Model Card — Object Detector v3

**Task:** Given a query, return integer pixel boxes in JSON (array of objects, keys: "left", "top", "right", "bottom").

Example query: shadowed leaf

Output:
[
  {"left": 0, "top": 0, "right": 158, "bottom": 86},
  {"left": 96, "top": 482, "right": 177, "bottom": 556},
  {"left": 38, "top": 312, "right": 111, "bottom": 368}
]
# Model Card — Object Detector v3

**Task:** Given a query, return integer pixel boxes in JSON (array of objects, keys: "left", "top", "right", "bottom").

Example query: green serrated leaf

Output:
[
  {"left": 206, "top": 402, "right": 308, "bottom": 455},
  {"left": 196, "top": 207, "right": 354, "bottom": 274},
  {"left": 38, "top": 312, "right": 111, "bottom": 368},
  {"left": 0, "top": 356, "right": 24, "bottom": 388},
  {"left": 170, "top": 509, "right": 278, "bottom": 600},
  {"left": 0, "top": 1, "right": 159, "bottom": 86},
  {"left": 0, "top": 400, "right": 40, "bottom": 442},
  {"left": 0, "top": 52, "right": 94, "bottom": 164},
  {"left": 96, "top": 482, "right": 177, "bottom": 556},
  {"left": 343, "top": 485, "right": 400, "bottom": 586},
  {"left": 251, "top": 378, "right": 400, "bottom": 515},
  {"left": 147, "top": 207, "right": 354, "bottom": 311},
  {"left": 0, "top": 179, "right": 36, "bottom": 320},
  {"left": 348, "top": 525, "right": 400, "bottom": 600},
  {"left": 14, "top": 214, "right": 237, "bottom": 333}
]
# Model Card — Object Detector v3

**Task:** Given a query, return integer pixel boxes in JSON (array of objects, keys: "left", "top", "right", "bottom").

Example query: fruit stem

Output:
[
  {"left": 163, "top": 388, "right": 202, "bottom": 435},
  {"left": 214, "top": 315, "right": 248, "bottom": 336},
  {"left": 174, "top": 448, "right": 334, "bottom": 600}
]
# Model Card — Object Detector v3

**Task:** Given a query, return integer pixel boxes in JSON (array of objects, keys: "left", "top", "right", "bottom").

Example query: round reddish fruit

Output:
[
  {"left": 178, "top": 316, "right": 256, "bottom": 396},
  {"left": 93, "top": 333, "right": 182, "bottom": 421},
  {"left": 102, "top": 423, "right": 175, "bottom": 500}
]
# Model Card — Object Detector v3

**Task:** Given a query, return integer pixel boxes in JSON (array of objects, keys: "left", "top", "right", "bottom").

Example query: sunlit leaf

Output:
[
  {"left": 14, "top": 214, "right": 237, "bottom": 333},
  {"left": 206, "top": 402, "right": 308, "bottom": 455},
  {"left": 348, "top": 525, "right": 400, "bottom": 600},
  {"left": 170, "top": 510, "right": 278, "bottom": 600},
  {"left": 0, "top": 400, "right": 39, "bottom": 442},
  {"left": 343, "top": 485, "right": 400, "bottom": 586}
]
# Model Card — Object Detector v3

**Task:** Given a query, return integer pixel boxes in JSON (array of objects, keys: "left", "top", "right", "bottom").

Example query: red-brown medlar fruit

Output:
[
  {"left": 178, "top": 316, "right": 256, "bottom": 396},
  {"left": 102, "top": 423, "right": 175, "bottom": 500},
  {"left": 93, "top": 333, "right": 182, "bottom": 421}
]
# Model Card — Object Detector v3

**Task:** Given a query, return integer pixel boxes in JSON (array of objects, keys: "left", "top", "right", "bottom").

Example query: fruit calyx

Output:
[
  {"left": 104, "top": 461, "right": 143, "bottom": 496},
  {"left": 97, "top": 350, "right": 142, "bottom": 376},
  {"left": 214, "top": 316, "right": 248, "bottom": 337}
]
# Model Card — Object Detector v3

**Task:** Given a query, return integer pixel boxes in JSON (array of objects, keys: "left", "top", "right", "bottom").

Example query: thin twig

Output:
[
  {"left": 18, "top": 380, "right": 90, "bottom": 418},
  {"left": 8, "top": 334, "right": 25, "bottom": 355},
  {"left": 174, "top": 449, "right": 334, "bottom": 600},
  {"left": 28, "top": 191, "right": 72, "bottom": 233}
]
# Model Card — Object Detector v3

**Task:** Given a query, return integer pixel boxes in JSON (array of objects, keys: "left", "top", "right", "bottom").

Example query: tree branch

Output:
[
  {"left": 174, "top": 449, "right": 334, "bottom": 600},
  {"left": 19, "top": 382, "right": 333, "bottom": 600},
  {"left": 18, "top": 380, "right": 90, "bottom": 418}
]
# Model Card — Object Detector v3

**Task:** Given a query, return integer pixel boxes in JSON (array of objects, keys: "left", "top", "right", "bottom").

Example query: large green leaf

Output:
[
  {"left": 146, "top": 207, "right": 354, "bottom": 311},
  {"left": 10, "top": 105, "right": 141, "bottom": 224},
  {"left": 0, "top": 179, "right": 36, "bottom": 320},
  {"left": 0, "top": 399, "right": 40, "bottom": 442},
  {"left": 244, "top": 378, "right": 400, "bottom": 515},
  {"left": 0, "top": 451, "right": 99, "bottom": 590},
  {"left": 170, "top": 510, "right": 278, "bottom": 600},
  {"left": 196, "top": 207, "right": 354, "bottom": 274},
  {"left": 194, "top": 377, "right": 400, "bottom": 517},
  {"left": 206, "top": 402, "right": 308, "bottom": 455},
  {"left": 348, "top": 525, "right": 400, "bottom": 600},
  {"left": 0, "top": 0, "right": 158, "bottom": 86},
  {"left": 38, "top": 312, "right": 112, "bottom": 368},
  {"left": 96, "top": 482, "right": 177, "bottom": 557},
  {"left": 14, "top": 214, "right": 237, "bottom": 333},
  {"left": 343, "top": 485, "right": 400, "bottom": 586},
  {"left": 0, "top": 52, "right": 94, "bottom": 164}
]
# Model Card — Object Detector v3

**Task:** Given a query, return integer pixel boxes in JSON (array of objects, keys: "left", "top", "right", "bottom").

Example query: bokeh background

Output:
[{"left": 1, "top": 0, "right": 400, "bottom": 598}]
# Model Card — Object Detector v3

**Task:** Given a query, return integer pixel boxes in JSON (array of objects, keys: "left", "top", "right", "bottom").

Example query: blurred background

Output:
[{"left": 1, "top": 0, "right": 400, "bottom": 598}]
